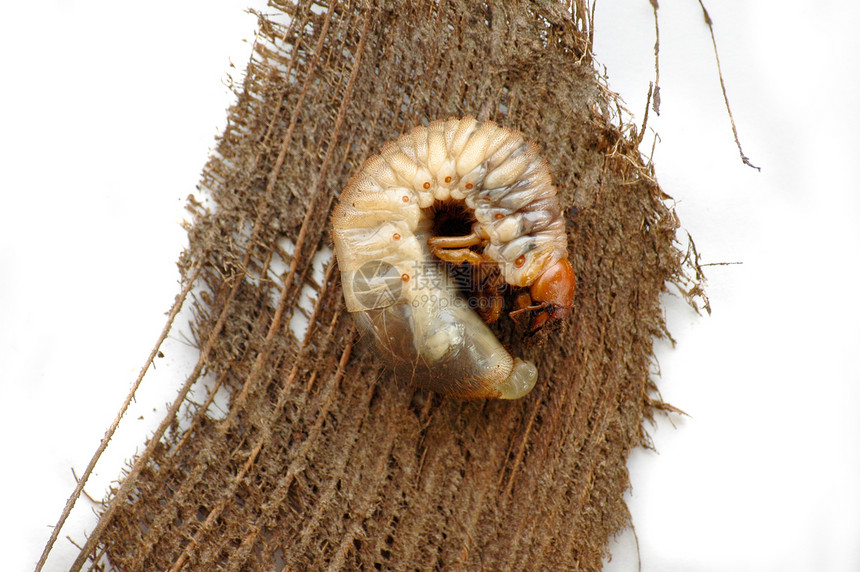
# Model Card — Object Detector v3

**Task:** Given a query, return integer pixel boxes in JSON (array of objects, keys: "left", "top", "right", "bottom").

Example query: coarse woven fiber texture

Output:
[{"left": 75, "top": 1, "right": 704, "bottom": 570}]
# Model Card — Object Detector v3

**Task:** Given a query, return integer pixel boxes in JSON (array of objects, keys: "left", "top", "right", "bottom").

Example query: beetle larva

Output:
[{"left": 332, "top": 117, "right": 574, "bottom": 399}]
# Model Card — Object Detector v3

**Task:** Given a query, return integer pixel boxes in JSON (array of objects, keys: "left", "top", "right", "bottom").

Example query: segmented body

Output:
[{"left": 332, "top": 117, "right": 569, "bottom": 399}]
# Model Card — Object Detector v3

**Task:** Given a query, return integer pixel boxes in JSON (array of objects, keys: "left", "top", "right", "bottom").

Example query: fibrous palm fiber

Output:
[{"left": 73, "top": 1, "right": 704, "bottom": 570}]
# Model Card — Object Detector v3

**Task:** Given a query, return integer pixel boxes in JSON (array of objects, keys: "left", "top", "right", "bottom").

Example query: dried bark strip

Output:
[{"left": 58, "top": 1, "right": 706, "bottom": 570}]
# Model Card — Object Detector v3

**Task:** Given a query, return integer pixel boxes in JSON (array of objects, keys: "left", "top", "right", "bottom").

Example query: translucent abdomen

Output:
[{"left": 351, "top": 262, "right": 536, "bottom": 399}]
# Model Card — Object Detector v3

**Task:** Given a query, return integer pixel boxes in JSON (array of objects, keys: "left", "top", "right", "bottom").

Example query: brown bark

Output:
[{"left": 68, "top": 2, "right": 704, "bottom": 570}]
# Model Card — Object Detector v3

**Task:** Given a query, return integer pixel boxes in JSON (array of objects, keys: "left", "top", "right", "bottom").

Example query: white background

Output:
[{"left": 2, "top": 1, "right": 858, "bottom": 570}]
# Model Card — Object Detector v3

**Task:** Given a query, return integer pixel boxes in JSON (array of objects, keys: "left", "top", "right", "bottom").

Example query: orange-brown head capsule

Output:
[{"left": 528, "top": 258, "right": 575, "bottom": 331}]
